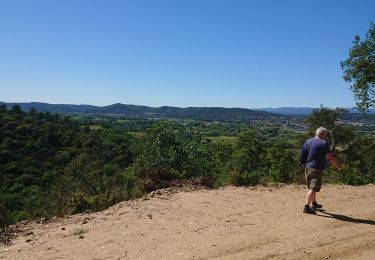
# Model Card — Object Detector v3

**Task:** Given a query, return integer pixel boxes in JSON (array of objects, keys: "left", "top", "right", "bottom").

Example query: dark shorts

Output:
[{"left": 305, "top": 168, "right": 324, "bottom": 192}]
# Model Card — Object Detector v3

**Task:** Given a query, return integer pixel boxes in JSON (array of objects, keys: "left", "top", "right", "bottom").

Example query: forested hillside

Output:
[
  {"left": 0, "top": 102, "right": 279, "bottom": 121},
  {"left": 0, "top": 105, "right": 139, "bottom": 225},
  {"left": 1, "top": 105, "right": 374, "bottom": 228}
]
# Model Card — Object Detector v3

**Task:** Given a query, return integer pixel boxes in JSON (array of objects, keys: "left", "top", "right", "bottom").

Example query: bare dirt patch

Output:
[{"left": 1, "top": 184, "right": 374, "bottom": 259}]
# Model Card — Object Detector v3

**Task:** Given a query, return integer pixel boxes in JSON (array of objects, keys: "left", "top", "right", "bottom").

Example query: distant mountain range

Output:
[
  {"left": 254, "top": 107, "right": 375, "bottom": 115},
  {"left": 1, "top": 102, "right": 374, "bottom": 121},
  {"left": 0, "top": 101, "right": 282, "bottom": 121}
]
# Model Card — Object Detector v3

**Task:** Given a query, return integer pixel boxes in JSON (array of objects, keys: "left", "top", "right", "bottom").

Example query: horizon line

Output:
[{"left": 0, "top": 100, "right": 359, "bottom": 110}]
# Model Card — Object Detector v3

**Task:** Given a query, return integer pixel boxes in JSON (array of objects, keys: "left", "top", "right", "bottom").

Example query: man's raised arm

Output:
[{"left": 327, "top": 153, "right": 341, "bottom": 170}]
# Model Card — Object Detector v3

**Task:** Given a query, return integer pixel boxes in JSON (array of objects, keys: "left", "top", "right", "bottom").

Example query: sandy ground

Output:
[{"left": 1, "top": 184, "right": 375, "bottom": 260}]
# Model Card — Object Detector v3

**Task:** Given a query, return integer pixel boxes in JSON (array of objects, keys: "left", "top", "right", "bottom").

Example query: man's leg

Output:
[
  {"left": 304, "top": 168, "right": 317, "bottom": 213},
  {"left": 311, "top": 171, "right": 323, "bottom": 209},
  {"left": 306, "top": 189, "right": 315, "bottom": 206},
  {"left": 311, "top": 190, "right": 323, "bottom": 209},
  {"left": 304, "top": 189, "right": 317, "bottom": 213}
]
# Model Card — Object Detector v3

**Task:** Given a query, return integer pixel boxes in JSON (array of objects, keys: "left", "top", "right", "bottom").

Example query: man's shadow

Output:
[{"left": 315, "top": 209, "right": 375, "bottom": 225}]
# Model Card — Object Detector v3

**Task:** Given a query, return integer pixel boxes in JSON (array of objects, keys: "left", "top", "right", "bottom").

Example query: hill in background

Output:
[
  {"left": 0, "top": 101, "right": 282, "bottom": 121},
  {"left": 1, "top": 101, "right": 375, "bottom": 122}
]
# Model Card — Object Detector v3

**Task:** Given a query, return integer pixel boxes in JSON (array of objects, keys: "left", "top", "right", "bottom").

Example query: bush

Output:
[{"left": 230, "top": 170, "right": 263, "bottom": 186}]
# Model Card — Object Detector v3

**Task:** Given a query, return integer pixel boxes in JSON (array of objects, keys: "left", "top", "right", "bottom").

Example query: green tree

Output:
[
  {"left": 0, "top": 104, "right": 7, "bottom": 113},
  {"left": 182, "top": 135, "right": 215, "bottom": 182},
  {"left": 305, "top": 106, "right": 344, "bottom": 134},
  {"left": 304, "top": 106, "right": 355, "bottom": 147},
  {"left": 232, "top": 130, "right": 265, "bottom": 185},
  {"left": 213, "top": 141, "right": 234, "bottom": 168},
  {"left": 341, "top": 22, "right": 375, "bottom": 111},
  {"left": 266, "top": 141, "right": 296, "bottom": 183},
  {"left": 137, "top": 121, "right": 185, "bottom": 191},
  {"left": 142, "top": 121, "right": 185, "bottom": 171},
  {"left": 343, "top": 135, "right": 375, "bottom": 182}
]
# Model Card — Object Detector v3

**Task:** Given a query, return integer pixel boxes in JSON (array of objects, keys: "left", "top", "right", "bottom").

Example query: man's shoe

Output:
[
  {"left": 303, "top": 206, "right": 316, "bottom": 214},
  {"left": 312, "top": 202, "right": 323, "bottom": 210}
]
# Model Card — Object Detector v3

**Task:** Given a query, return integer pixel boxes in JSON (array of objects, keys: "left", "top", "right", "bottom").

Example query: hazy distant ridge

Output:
[
  {"left": 2, "top": 102, "right": 374, "bottom": 121},
  {"left": 0, "top": 101, "right": 282, "bottom": 121},
  {"left": 254, "top": 107, "right": 375, "bottom": 115}
]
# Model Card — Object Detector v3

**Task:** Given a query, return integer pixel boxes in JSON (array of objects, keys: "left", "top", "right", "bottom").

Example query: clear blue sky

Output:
[{"left": 0, "top": 0, "right": 374, "bottom": 108}]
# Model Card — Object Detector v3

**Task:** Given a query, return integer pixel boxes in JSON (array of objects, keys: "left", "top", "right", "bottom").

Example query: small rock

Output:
[
  {"left": 61, "top": 228, "right": 66, "bottom": 230},
  {"left": 79, "top": 235, "right": 84, "bottom": 239},
  {"left": 26, "top": 239, "right": 32, "bottom": 243},
  {"left": 37, "top": 217, "right": 47, "bottom": 224},
  {"left": 25, "top": 231, "right": 33, "bottom": 236},
  {"left": 82, "top": 220, "right": 88, "bottom": 225}
]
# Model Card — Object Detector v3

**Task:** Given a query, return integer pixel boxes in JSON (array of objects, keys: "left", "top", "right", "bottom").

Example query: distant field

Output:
[
  {"left": 116, "top": 119, "right": 131, "bottom": 123},
  {"left": 127, "top": 133, "right": 236, "bottom": 143},
  {"left": 128, "top": 132, "right": 146, "bottom": 138},
  {"left": 89, "top": 125, "right": 103, "bottom": 130},
  {"left": 205, "top": 136, "right": 236, "bottom": 143}
]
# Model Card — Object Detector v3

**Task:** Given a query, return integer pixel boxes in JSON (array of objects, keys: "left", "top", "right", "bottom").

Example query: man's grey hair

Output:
[{"left": 316, "top": 127, "right": 328, "bottom": 136}]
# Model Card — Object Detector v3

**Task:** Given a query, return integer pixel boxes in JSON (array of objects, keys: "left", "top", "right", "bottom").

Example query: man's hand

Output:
[{"left": 327, "top": 153, "right": 341, "bottom": 170}]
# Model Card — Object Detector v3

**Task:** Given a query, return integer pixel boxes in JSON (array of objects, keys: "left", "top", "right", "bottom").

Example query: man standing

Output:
[{"left": 300, "top": 127, "right": 341, "bottom": 214}]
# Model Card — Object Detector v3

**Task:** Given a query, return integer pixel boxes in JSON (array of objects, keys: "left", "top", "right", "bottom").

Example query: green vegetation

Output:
[
  {"left": 0, "top": 104, "right": 374, "bottom": 229},
  {"left": 205, "top": 136, "right": 236, "bottom": 144},
  {"left": 341, "top": 22, "right": 375, "bottom": 111}
]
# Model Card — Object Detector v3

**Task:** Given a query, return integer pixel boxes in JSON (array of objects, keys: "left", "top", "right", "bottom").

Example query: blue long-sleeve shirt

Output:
[{"left": 300, "top": 137, "right": 331, "bottom": 170}]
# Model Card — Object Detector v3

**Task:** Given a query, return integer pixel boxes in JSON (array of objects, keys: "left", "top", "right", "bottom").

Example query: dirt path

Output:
[{"left": 1, "top": 184, "right": 375, "bottom": 259}]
